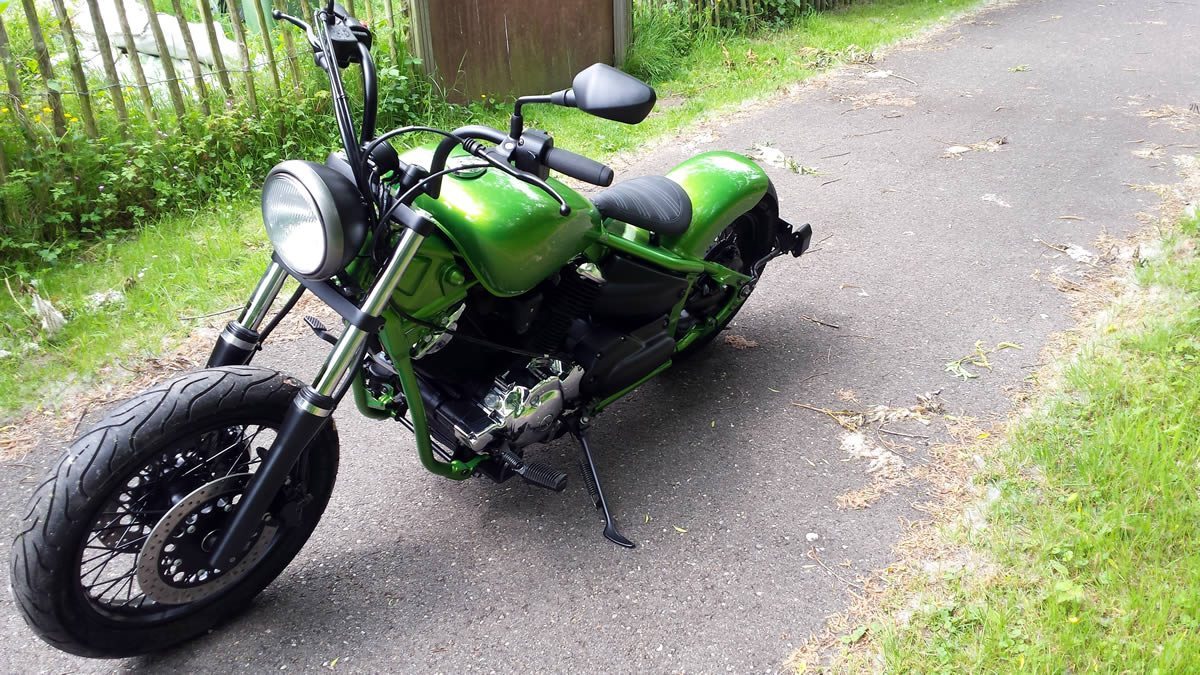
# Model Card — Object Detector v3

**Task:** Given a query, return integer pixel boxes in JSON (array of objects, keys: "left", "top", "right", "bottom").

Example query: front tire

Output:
[{"left": 10, "top": 366, "right": 339, "bottom": 658}]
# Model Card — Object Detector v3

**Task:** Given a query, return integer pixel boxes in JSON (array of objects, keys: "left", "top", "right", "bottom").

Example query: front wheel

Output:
[{"left": 10, "top": 366, "right": 339, "bottom": 658}]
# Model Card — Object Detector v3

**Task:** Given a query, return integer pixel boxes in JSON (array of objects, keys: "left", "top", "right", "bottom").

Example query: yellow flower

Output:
[
  {"left": 1068, "top": 615, "right": 1080, "bottom": 624},
  {"left": 0, "top": 107, "right": 8, "bottom": 114},
  {"left": 20, "top": 103, "right": 28, "bottom": 109},
  {"left": 42, "top": 106, "right": 52, "bottom": 114},
  {"left": 33, "top": 114, "right": 42, "bottom": 123}
]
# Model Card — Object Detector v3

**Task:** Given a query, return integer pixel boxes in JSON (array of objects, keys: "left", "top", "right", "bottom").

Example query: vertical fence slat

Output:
[
  {"left": 281, "top": 25, "right": 303, "bottom": 91},
  {"left": 113, "top": 0, "right": 159, "bottom": 124},
  {"left": 226, "top": 0, "right": 259, "bottom": 113},
  {"left": 140, "top": 0, "right": 188, "bottom": 124},
  {"left": 250, "top": 0, "right": 282, "bottom": 93},
  {"left": 168, "top": 0, "right": 211, "bottom": 115},
  {"left": 0, "top": 140, "right": 12, "bottom": 224},
  {"left": 48, "top": 0, "right": 99, "bottom": 137},
  {"left": 0, "top": 16, "right": 36, "bottom": 141},
  {"left": 299, "top": 0, "right": 313, "bottom": 23},
  {"left": 83, "top": 0, "right": 129, "bottom": 132},
  {"left": 198, "top": 0, "right": 234, "bottom": 97},
  {"left": 613, "top": 0, "right": 631, "bottom": 68},
  {"left": 19, "top": 0, "right": 67, "bottom": 137},
  {"left": 362, "top": 0, "right": 374, "bottom": 28},
  {"left": 382, "top": 0, "right": 397, "bottom": 62}
]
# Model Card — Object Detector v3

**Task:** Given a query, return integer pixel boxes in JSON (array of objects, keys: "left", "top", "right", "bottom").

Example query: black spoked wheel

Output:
[
  {"left": 11, "top": 367, "right": 339, "bottom": 658},
  {"left": 675, "top": 191, "right": 777, "bottom": 360}
]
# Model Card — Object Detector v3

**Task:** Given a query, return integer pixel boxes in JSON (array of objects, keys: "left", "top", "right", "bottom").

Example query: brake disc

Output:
[{"left": 136, "top": 474, "right": 278, "bottom": 605}]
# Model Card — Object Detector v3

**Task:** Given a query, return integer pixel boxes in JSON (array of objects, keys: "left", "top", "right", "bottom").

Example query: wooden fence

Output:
[{"left": 0, "top": 0, "right": 411, "bottom": 144}]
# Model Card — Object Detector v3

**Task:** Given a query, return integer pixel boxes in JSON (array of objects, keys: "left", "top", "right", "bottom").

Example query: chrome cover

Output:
[{"left": 454, "top": 360, "right": 584, "bottom": 452}]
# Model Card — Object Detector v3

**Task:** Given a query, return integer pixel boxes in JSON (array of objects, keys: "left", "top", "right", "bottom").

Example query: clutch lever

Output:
[
  {"left": 272, "top": 10, "right": 319, "bottom": 49},
  {"left": 463, "top": 141, "right": 571, "bottom": 216}
]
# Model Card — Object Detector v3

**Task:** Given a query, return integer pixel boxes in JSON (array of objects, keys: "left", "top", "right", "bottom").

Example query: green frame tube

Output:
[{"left": 592, "top": 227, "right": 751, "bottom": 286}]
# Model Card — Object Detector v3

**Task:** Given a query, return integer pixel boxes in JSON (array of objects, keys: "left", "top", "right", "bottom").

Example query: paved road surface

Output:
[{"left": 2, "top": 0, "right": 1198, "bottom": 671}]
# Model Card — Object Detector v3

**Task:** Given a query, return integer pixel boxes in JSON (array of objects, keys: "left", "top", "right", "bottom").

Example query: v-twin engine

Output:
[{"left": 427, "top": 360, "right": 584, "bottom": 454}]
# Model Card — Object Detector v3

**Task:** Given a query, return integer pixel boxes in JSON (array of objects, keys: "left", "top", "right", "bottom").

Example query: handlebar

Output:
[
  {"left": 544, "top": 147, "right": 614, "bottom": 187},
  {"left": 276, "top": 6, "right": 612, "bottom": 220}
]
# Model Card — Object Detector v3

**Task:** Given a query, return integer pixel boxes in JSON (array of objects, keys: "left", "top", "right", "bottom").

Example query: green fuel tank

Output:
[{"left": 401, "top": 146, "right": 601, "bottom": 298}]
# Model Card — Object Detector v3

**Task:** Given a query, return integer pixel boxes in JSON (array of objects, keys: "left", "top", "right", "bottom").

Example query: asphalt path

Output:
[{"left": 2, "top": 0, "right": 1198, "bottom": 671}]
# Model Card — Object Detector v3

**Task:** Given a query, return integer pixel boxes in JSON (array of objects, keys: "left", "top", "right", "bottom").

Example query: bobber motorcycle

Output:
[{"left": 10, "top": 2, "right": 811, "bottom": 658}]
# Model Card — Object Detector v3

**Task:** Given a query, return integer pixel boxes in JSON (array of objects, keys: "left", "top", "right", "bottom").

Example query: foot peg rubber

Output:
[
  {"left": 499, "top": 448, "right": 567, "bottom": 492},
  {"left": 303, "top": 316, "right": 338, "bottom": 345}
]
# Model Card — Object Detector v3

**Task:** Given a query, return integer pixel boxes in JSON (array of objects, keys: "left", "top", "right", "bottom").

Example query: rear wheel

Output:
[
  {"left": 10, "top": 366, "right": 338, "bottom": 658},
  {"left": 675, "top": 193, "right": 777, "bottom": 360}
]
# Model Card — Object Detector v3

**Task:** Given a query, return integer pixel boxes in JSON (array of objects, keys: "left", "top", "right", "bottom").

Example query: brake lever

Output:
[{"left": 471, "top": 146, "right": 571, "bottom": 216}]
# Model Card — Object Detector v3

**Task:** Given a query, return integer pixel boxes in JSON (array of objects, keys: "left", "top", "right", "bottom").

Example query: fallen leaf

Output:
[
  {"left": 673, "top": 525, "right": 688, "bottom": 534},
  {"left": 1009, "top": 64, "right": 1031, "bottom": 72},
  {"left": 724, "top": 334, "right": 759, "bottom": 350}
]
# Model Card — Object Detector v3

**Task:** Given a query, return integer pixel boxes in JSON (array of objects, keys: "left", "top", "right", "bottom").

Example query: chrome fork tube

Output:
[
  {"left": 237, "top": 261, "right": 288, "bottom": 331},
  {"left": 312, "top": 227, "right": 426, "bottom": 397},
  {"left": 211, "top": 228, "right": 426, "bottom": 567},
  {"left": 208, "top": 261, "right": 288, "bottom": 368}
]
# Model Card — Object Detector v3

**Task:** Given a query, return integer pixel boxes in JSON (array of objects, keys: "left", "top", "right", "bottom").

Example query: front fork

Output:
[{"left": 207, "top": 226, "right": 427, "bottom": 567}]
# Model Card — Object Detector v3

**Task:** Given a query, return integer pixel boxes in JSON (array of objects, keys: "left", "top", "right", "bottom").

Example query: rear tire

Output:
[
  {"left": 674, "top": 191, "right": 777, "bottom": 360},
  {"left": 10, "top": 366, "right": 339, "bottom": 658}
]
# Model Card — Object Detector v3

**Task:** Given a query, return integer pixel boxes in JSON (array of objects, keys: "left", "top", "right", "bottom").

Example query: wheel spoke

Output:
[{"left": 70, "top": 417, "right": 313, "bottom": 617}]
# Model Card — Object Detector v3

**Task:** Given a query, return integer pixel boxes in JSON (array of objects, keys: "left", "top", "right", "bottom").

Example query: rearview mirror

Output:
[{"left": 566, "top": 64, "right": 656, "bottom": 125}]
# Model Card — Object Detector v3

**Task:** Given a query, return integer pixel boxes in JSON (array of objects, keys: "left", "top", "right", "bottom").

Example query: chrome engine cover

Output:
[{"left": 455, "top": 360, "right": 583, "bottom": 452}]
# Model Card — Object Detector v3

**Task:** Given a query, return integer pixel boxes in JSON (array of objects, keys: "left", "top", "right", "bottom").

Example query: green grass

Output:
[
  {"left": 0, "top": 0, "right": 981, "bottom": 422},
  {"left": 0, "top": 201, "right": 265, "bottom": 418},
  {"left": 849, "top": 213, "right": 1200, "bottom": 671}
]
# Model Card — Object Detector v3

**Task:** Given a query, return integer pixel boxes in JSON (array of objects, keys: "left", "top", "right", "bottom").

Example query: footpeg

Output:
[
  {"left": 303, "top": 316, "right": 338, "bottom": 345},
  {"left": 499, "top": 448, "right": 567, "bottom": 492}
]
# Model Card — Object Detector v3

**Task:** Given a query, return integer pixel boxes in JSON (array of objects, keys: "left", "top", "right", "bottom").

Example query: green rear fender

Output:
[{"left": 660, "top": 151, "right": 772, "bottom": 259}]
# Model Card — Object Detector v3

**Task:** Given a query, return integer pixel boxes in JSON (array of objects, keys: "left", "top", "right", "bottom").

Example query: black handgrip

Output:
[{"left": 544, "top": 147, "right": 614, "bottom": 187}]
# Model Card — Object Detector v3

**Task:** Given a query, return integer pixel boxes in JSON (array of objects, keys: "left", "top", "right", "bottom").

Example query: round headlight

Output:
[{"left": 262, "top": 160, "right": 367, "bottom": 280}]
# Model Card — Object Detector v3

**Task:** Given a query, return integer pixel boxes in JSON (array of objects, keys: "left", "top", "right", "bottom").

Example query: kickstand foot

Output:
[{"left": 573, "top": 426, "right": 635, "bottom": 549}]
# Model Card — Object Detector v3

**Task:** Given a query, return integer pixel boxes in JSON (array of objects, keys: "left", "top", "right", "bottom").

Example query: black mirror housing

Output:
[{"left": 569, "top": 64, "right": 656, "bottom": 125}]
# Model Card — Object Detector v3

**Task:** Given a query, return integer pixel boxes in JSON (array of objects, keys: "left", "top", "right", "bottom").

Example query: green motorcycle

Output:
[{"left": 11, "top": 3, "right": 811, "bottom": 658}]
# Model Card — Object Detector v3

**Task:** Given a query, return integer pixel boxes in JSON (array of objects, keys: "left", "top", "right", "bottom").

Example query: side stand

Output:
[{"left": 572, "top": 424, "right": 635, "bottom": 549}]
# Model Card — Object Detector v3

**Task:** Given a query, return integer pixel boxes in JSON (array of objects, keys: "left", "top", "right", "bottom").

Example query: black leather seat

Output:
[{"left": 592, "top": 176, "right": 692, "bottom": 236}]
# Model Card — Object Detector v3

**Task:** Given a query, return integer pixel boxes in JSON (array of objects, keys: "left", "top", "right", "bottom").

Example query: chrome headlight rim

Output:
[{"left": 262, "top": 160, "right": 367, "bottom": 280}]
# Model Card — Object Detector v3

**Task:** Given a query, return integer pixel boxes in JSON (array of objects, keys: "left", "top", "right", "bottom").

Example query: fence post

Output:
[
  {"left": 407, "top": 0, "right": 434, "bottom": 78},
  {"left": 19, "top": 0, "right": 67, "bottom": 137},
  {"left": 226, "top": 0, "right": 259, "bottom": 113},
  {"left": 48, "top": 0, "right": 99, "bottom": 137},
  {"left": 169, "top": 0, "right": 211, "bottom": 115},
  {"left": 0, "top": 16, "right": 36, "bottom": 141},
  {"left": 140, "top": 0, "right": 189, "bottom": 124},
  {"left": 198, "top": 0, "right": 234, "bottom": 98},
  {"left": 613, "top": 0, "right": 632, "bottom": 68},
  {"left": 113, "top": 0, "right": 159, "bottom": 125},
  {"left": 249, "top": 0, "right": 282, "bottom": 93},
  {"left": 83, "top": 0, "right": 129, "bottom": 133}
]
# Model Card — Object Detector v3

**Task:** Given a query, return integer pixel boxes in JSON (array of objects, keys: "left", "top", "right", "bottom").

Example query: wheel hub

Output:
[{"left": 136, "top": 474, "right": 277, "bottom": 605}]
